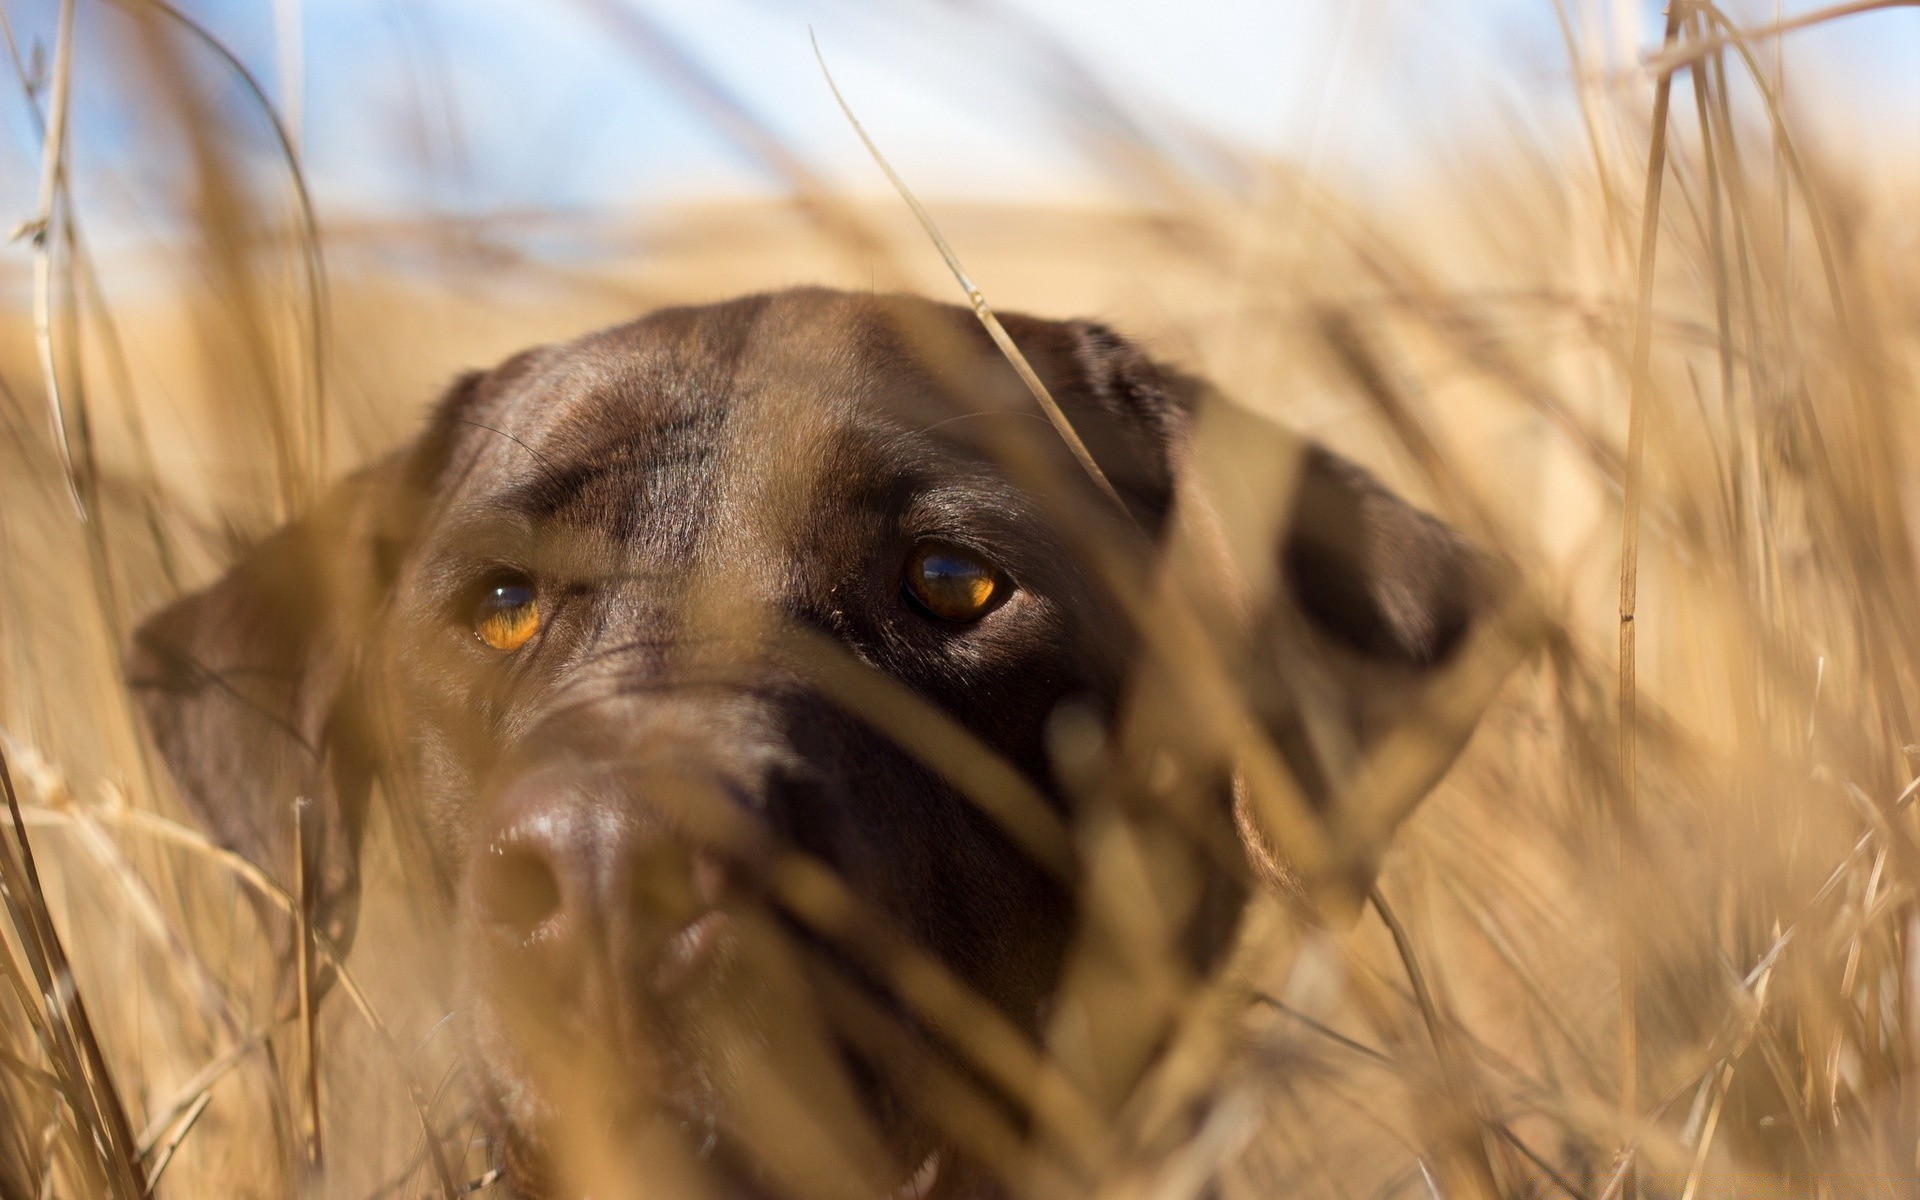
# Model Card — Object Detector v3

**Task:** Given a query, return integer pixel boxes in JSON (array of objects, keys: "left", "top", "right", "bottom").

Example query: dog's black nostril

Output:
[{"left": 483, "top": 844, "right": 563, "bottom": 938}]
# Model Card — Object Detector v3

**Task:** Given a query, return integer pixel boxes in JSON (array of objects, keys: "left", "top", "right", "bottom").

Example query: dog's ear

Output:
[
  {"left": 125, "top": 372, "right": 482, "bottom": 963},
  {"left": 1024, "top": 318, "right": 1508, "bottom": 894},
  {"left": 1255, "top": 435, "right": 1498, "bottom": 773}
]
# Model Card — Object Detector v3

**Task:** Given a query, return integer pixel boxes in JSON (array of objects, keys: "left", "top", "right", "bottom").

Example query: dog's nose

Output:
[{"left": 471, "top": 769, "right": 728, "bottom": 993}]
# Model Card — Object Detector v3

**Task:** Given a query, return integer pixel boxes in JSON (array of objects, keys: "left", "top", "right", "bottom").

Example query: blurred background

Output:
[
  {"left": 2, "top": 1, "right": 1918, "bottom": 212},
  {"left": 6, "top": 1, "right": 1920, "bottom": 1198}
]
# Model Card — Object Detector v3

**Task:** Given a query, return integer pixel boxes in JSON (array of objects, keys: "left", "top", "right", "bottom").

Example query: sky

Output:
[{"left": 0, "top": 1, "right": 1916, "bottom": 229}]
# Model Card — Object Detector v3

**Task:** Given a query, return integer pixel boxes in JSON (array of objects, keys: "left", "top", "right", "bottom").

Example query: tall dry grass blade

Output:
[
  {"left": 0, "top": 746, "right": 142, "bottom": 1200},
  {"left": 113, "top": 0, "right": 329, "bottom": 520},
  {"left": 1549, "top": 0, "right": 1632, "bottom": 262},
  {"left": 1614, "top": 10, "right": 1686, "bottom": 1195},
  {"left": 273, "top": 0, "right": 303, "bottom": 150},
  {"left": 19, "top": 0, "right": 84, "bottom": 521},
  {"left": 1369, "top": 889, "right": 1509, "bottom": 1200},
  {"left": 293, "top": 797, "right": 323, "bottom": 1171},
  {"left": 1646, "top": 0, "right": 1920, "bottom": 72},
  {"left": 115, "top": 0, "right": 333, "bottom": 494},
  {"left": 810, "top": 30, "right": 1131, "bottom": 519},
  {"left": 134, "top": 1033, "right": 267, "bottom": 1153},
  {"left": 0, "top": 6, "right": 184, "bottom": 608},
  {"left": 1687, "top": 19, "right": 1740, "bottom": 547},
  {"left": 1694, "top": 1, "right": 1920, "bottom": 740},
  {"left": 139, "top": 1090, "right": 211, "bottom": 1192},
  {"left": 0, "top": 3, "right": 160, "bottom": 698}
]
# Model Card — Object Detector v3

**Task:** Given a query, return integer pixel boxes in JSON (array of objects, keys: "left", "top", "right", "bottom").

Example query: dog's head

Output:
[{"left": 127, "top": 289, "right": 1502, "bottom": 1199}]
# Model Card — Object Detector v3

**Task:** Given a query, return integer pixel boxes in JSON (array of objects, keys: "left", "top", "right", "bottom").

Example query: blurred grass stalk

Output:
[{"left": 3, "top": 1, "right": 1920, "bottom": 1198}]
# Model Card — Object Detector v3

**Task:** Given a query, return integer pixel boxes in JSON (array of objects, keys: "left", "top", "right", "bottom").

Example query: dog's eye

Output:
[
  {"left": 474, "top": 576, "right": 541, "bottom": 651},
  {"left": 903, "top": 542, "right": 1007, "bottom": 622}
]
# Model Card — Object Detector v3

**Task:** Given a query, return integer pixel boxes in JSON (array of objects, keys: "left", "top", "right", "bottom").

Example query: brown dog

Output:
[{"left": 127, "top": 288, "right": 1498, "bottom": 1200}]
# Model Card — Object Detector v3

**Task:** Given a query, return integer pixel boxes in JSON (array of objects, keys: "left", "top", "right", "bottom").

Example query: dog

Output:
[{"left": 127, "top": 288, "right": 1502, "bottom": 1200}]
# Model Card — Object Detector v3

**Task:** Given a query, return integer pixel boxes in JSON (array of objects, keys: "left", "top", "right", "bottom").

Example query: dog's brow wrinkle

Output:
[
  {"left": 486, "top": 432, "right": 721, "bottom": 531},
  {"left": 451, "top": 416, "right": 570, "bottom": 494},
  {"left": 496, "top": 458, "right": 612, "bottom": 521}
]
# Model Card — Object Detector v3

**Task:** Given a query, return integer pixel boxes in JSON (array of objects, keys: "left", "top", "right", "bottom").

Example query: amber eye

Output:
[
  {"left": 903, "top": 542, "right": 1007, "bottom": 623},
  {"left": 474, "top": 575, "right": 541, "bottom": 651}
]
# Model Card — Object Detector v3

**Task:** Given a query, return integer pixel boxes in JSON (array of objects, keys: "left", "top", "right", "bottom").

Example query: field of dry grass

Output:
[{"left": 5, "top": 3, "right": 1920, "bottom": 1198}]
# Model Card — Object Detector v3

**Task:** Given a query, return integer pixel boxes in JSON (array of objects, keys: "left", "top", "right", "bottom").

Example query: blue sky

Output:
[{"left": 1, "top": 1, "right": 1916, "bottom": 226}]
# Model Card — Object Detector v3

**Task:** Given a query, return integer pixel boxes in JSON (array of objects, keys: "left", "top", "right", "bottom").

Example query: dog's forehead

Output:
[{"left": 440, "top": 290, "right": 1034, "bottom": 518}]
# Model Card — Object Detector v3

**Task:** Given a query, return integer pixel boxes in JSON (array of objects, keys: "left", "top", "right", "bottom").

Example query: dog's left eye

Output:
[
  {"left": 903, "top": 542, "right": 1007, "bottom": 623},
  {"left": 473, "top": 575, "right": 541, "bottom": 651}
]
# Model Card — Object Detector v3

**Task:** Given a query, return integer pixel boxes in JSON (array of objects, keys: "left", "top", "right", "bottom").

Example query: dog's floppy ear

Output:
[
  {"left": 125, "top": 373, "right": 479, "bottom": 963},
  {"left": 1031, "top": 318, "right": 1508, "bottom": 893},
  {"left": 1184, "top": 392, "right": 1509, "bottom": 903},
  {"left": 126, "top": 464, "right": 407, "bottom": 962}
]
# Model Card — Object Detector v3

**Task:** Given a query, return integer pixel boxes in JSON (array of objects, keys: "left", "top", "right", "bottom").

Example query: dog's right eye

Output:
[
  {"left": 903, "top": 541, "right": 1008, "bottom": 623},
  {"left": 473, "top": 575, "right": 541, "bottom": 652}
]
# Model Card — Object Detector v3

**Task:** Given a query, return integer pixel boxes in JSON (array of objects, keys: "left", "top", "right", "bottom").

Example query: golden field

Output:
[{"left": 4, "top": 5, "right": 1920, "bottom": 1199}]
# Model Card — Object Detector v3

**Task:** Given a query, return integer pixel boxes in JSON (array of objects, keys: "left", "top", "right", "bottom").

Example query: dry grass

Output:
[{"left": 3, "top": 2, "right": 1920, "bottom": 1198}]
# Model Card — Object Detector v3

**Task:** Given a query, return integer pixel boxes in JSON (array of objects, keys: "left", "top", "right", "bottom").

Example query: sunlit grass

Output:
[{"left": 3, "top": 3, "right": 1919, "bottom": 1198}]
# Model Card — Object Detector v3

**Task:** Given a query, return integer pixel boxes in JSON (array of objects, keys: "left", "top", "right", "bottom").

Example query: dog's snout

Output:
[{"left": 471, "top": 770, "right": 730, "bottom": 997}]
